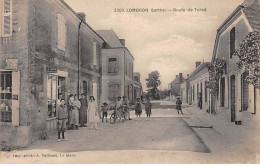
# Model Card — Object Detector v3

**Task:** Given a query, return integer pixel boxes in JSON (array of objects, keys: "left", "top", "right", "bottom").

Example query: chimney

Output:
[
  {"left": 179, "top": 73, "right": 183, "bottom": 83},
  {"left": 77, "top": 12, "right": 86, "bottom": 22},
  {"left": 196, "top": 61, "right": 201, "bottom": 68},
  {"left": 120, "top": 39, "right": 125, "bottom": 46}
]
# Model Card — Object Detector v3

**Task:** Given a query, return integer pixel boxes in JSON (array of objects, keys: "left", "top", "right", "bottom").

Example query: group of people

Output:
[
  {"left": 56, "top": 94, "right": 154, "bottom": 142},
  {"left": 56, "top": 93, "right": 99, "bottom": 142}
]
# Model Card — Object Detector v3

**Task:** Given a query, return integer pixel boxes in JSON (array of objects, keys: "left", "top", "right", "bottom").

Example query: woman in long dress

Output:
[
  {"left": 87, "top": 96, "right": 99, "bottom": 130},
  {"left": 71, "top": 94, "right": 81, "bottom": 130}
]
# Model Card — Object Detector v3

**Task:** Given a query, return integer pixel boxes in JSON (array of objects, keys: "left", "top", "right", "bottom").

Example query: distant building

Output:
[
  {"left": 169, "top": 73, "right": 184, "bottom": 97},
  {"left": 188, "top": 62, "right": 210, "bottom": 110},
  {"left": 97, "top": 30, "right": 135, "bottom": 104},
  {"left": 133, "top": 72, "right": 143, "bottom": 103},
  {"left": 180, "top": 74, "right": 190, "bottom": 104}
]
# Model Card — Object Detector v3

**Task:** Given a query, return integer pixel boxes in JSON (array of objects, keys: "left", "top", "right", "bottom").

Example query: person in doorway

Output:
[
  {"left": 122, "top": 96, "right": 131, "bottom": 120},
  {"left": 71, "top": 94, "right": 81, "bottom": 130},
  {"left": 144, "top": 97, "right": 152, "bottom": 118},
  {"left": 57, "top": 99, "right": 69, "bottom": 142},
  {"left": 101, "top": 102, "right": 109, "bottom": 123},
  {"left": 79, "top": 93, "right": 88, "bottom": 127},
  {"left": 88, "top": 96, "right": 99, "bottom": 130},
  {"left": 135, "top": 98, "right": 142, "bottom": 118},
  {"left": 176, "top": 97, "right": 183, "bottom": 114}
]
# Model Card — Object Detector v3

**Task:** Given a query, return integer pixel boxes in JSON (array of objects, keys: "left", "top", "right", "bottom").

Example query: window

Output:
[
  {"left": 93, "top": 42, "right": 97, "bottom": 66},
  {"left": 108, "top": 58, "right": 118, "bottom": 74},
  {"left": 205, "top": 81, "right": 208, "bottom": 102},
  {"left": 109, "top": 84, "right": 120, "bottom": 101},
  {"left": 0, "top": 71, "right": 20, "bottom": 125},
  {"left": 1, "top": 0, "right": 12, "bottom": 37},
  {"left": 230, "top": 27, "right": 235, "bottom": 58},
  {"left": 57, "top": 14, "right": 66, "bottom": 51},
  {"left": 193, "top": 85, "right": 195, "bottom": 101}
]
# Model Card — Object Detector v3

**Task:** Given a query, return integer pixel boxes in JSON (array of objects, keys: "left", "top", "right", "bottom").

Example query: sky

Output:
[{"left": 65, "top": 0, "right": 245, "bottom": 91}]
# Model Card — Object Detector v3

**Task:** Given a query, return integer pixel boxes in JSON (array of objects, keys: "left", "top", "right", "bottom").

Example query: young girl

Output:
[
  {"left": 87, "top": 96, "right": 99, "bottom": 130},
  {"left": 144, "top": 98, "right": 152, "bottom": 118}
]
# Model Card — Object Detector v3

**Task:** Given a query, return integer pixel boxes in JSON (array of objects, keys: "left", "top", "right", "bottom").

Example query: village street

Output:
[{"left": 1, "top": 100, "right": 260, "bottom": 164}]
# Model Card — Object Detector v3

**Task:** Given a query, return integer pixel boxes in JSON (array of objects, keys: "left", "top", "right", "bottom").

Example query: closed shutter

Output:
[
  {"left": 1, "top": 0, "right": 12, "bottom": 37},
  {"left": 12, "top": 71, "right": 20, "bottom": 126},
  {"left": 57, "top": 14, "right": 66, "bottom": 51},
  {"left": 93, "top": 42, "right": 97, "bottom": 66}
]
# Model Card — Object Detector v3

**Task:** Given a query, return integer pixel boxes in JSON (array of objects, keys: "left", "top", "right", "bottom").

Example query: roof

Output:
[
  {"left": 59, "top": 0, "right": 105, "bottom": 42},
  {"left": 96, "top": 30, "right": 124, "bottom": 48},
  {"left": 188, "top": 62, "right": 210, "bottom": 80},
  {"left": 171, "top": 75, "right": 185, "bottom": 84},
  {"left": 213, "top": 0, "right": 260, "bottom": 60},
  {"left": 242, "top": 0, "right": 260, "bottom": 32}
]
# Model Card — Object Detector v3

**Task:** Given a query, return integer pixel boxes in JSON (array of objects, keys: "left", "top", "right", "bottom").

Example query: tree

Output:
[
  {"left": 234, "top": 31, "right": 260, "bottom": 87},
  {"left": 145, "top": 70, "right": 161, "bottom": 100}
]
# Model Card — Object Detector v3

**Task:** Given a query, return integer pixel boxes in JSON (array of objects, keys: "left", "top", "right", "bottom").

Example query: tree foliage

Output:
[
  {"left": 206, "top": 58, "right": 227, "bottom": 96},
  {"left": 145, "top": 70, "right": 161, "bottom": 100},
  {"left": 234, "top": 31, "right": 260, "bottom": 86}
]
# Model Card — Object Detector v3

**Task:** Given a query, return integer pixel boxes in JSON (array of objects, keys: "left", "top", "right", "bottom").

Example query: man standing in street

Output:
[{"left": 57, "top": 99, "right": 69, "bottom": 142}]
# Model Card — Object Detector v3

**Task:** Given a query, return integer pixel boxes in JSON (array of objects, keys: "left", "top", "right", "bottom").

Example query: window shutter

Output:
[
  {"left": 12, "top": 71, "right": 20, "bottom": 126},
  {"left": 4, "top": 0, "right": 11, "bottom": 13},
  {"left": 57, "top": 14, "right": 66, "bottom": 51},
  {"left": 4, "top": 15, "right": 11, "bottom": 34},
  {"left": 1, "top": 0, "right": 12, "bottom": 37},
  {"left": 93, "top": 42, "right": 97, "bottom": 66}
]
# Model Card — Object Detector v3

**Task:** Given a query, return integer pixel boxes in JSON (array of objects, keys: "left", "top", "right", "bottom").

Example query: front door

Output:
[{"left": 231, "top": 75, "right": 236, "bottom": 122}]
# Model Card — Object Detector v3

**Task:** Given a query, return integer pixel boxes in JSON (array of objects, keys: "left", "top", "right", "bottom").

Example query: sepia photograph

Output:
[{"left": 0, "top": 0, "right": 260, "bottom": 164}]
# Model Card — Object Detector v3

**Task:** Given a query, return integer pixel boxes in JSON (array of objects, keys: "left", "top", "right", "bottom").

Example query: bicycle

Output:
[{"left": 110, "top": 106, "right": 125, "bottom": 124}]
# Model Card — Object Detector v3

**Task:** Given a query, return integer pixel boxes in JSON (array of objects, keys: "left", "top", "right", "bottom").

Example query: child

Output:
[
  {"left": 145, "top": 97, "right": 152, "bottom": 118},
  {"left": 102, "top": 102, "right": 109, "bottom": 123},
  {"left": 56, "top": 99, "right": 69, "bottom": 142},
  {"left": 176, "top": 97, "right": 183, "bottom": 114}
]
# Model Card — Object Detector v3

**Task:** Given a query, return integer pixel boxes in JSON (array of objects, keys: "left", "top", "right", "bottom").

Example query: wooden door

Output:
[{"left": 231, "top": 75, "right": 236, "bottom": 122}]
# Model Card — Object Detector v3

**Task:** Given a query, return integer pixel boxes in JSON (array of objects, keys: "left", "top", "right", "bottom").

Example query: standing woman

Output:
[
  {"left": 87, "top": 96, "right": 99, "bottom": 130},
  {"left": 79, "top": 93, "right": 88, "bottom": 127},
  {"left": 135, "top": 98, "right": 142, "bottom": 118},
  {"left": 144, "top": 97, "right": 152, "bottom": 118},
  {"left": 71, "top": 94, "right": 81, "bottom": 130}
]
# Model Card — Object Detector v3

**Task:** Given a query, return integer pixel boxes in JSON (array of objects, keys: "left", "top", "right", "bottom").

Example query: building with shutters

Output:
[
  {"left": 211, "top": 0, "right": 260, "bottom": 122},
  {"left": 0, "top": 0, "right": 104, "bottom": 147},
  {"left": 188, "top": 62, "right": 210, "bottom": 110},
  {"left": 133, "top": 72, "right": 143, "bottom": 104},
  {"left": 97, "top": 30, "right": 136, "bottom": 105},
  {"left": 168, "top": 73, "right": 185, "bottom": 97}
]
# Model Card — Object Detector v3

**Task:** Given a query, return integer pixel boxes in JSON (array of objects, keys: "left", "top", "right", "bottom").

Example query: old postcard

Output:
[{"left": 0, "top": 0, "right": 260, "bottom": 164}]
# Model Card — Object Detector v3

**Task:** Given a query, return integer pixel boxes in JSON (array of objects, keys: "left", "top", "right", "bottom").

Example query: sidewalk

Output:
[{"left": 182, "top": 104, "right": 260, "bottom": 159}]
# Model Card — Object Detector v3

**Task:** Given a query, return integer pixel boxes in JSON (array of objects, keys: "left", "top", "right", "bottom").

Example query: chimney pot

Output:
[
  {"left": 77, "top": 12, "right": 86, "bottom": 22},
  {"left": 196, "top": 61, "right": 201, "bottom": 68}
]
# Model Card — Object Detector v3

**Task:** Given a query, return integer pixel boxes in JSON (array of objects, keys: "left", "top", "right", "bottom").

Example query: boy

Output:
[
  {"left": 56, "top": 99, "right": 69, "bottom": 142},
  {"left": 101, "top": 102, "right": 109, "bottom": 122},
  {"left": 176, "top": 97, "right": 183, "bottom": 115}
]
